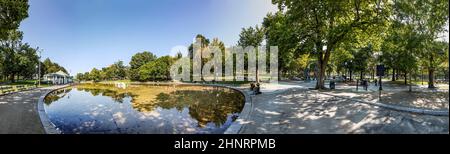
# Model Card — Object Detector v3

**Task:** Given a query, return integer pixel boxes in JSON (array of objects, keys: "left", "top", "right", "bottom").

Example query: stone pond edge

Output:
[
  {"left": 37, "top": 85, "right": 69, "bottom": 134},
  {"left": 37, "top": 82, "right": 252, "bottom": 134}
]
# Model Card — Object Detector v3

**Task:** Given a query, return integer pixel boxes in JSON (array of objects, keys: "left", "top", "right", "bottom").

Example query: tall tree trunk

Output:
[
  {"left": 404, "top": 72, "right": 407, "bottom": 85},
  {"left": 372, "top": 69, "right": 375, "bottom": 80},
  {"left": 316, "top": 58, "right": 325, "bottom": 89},
  {"left": 9, "top": 74, "right": 15, "bottom": 83},
  {"left": 315, "top": 42, "right": 329, "bottom": 89},
  {"left": 392, "top": 69, "right": 396, "bottom": 81},
  {"left": 349, "top": 70, "right": 353, "bottom": 81},
  {"left": 446, "top": 69, "right": 449, "bottom": 82},
  {"left": 428, "top": 55, "right": 435, "bottom": 88},
  {"left": 360, "top": 71, "right": 363, "bottom": 80},
  {"left": 395, "top": 70, "right": 399, "bottom": 80},
  {"left": 428, "top": 68, "right": 435, "bottom": 88}
]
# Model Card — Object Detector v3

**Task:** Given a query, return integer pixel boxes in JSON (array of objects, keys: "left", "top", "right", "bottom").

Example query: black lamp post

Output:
[
  {"left": 37, "top": 48, "right": 42, "bottom": 87},
  {"left": 374, "top": 52, "right": 383, "bottom": 101}
]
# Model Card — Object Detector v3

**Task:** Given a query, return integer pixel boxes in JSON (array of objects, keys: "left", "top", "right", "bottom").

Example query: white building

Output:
[{"left": 43, "top": 71, "right": 72, "bottom": 85}]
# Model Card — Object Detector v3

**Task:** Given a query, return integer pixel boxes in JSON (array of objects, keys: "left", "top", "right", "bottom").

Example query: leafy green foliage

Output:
[
  {"left": 270, "top": 0, "right": 389, "bottom": 88},
  {"left": 0, "top": 0, "right": 29, "bottom": 40},
  {"left": 89, "top": 68, "right": 101, "bottom": 82},
  {"left": 43, "top": 58, "right": 68, "bottom": 74},
  {"left": 128, "top": 51, "right": 157, "bottom": 80},
  {"left": 238, "top": 25, "right": 265, "bottom": 47},
  {"left": 138, "top": 56, "right": 174, "bottom": 81},
  {"left": 129, "top": 51, "right": 157, "bottom": 69}
]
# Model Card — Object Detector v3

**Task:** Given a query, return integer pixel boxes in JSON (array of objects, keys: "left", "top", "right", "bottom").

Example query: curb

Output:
[
  {"left": 36, "top": 83, "right": 252, "bottom": 134},
  {"left": 170, "top": 82, "right": 253, "bottom": 134},
  {"left": 319, "top": 92, "right": 449, "bottom": 116},
  {"left": 223, "top": 87, "right": 252, "bottom": 134},
  {"left": 37, "top": 85, "right": 71, "bottom": 134}
]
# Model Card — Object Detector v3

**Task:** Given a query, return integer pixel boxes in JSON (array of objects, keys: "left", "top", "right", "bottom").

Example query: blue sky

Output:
[{"left": 19, "top": 0, "right": 277, "bottom": 74}]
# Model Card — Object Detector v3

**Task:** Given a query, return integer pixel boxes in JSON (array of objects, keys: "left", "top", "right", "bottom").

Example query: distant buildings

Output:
[{"left": 43, "top": 71, "right": 73, "bottom": 85}]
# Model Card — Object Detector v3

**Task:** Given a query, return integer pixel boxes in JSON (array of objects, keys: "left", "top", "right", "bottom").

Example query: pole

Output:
[
  {"left": 38, "top": 49, "right": 41, "bottom": 87},
  {"left": 421, "top": 69, "right": 424, "bottom": 85},
  {"left": 378, "top": 75, "right": 382, "bottom": 102},
  {"left": 356, "top": 79, "right": 359, "bottom": 91}
]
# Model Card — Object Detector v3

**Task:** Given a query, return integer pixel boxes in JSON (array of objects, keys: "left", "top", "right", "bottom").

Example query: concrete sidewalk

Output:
[
  {"left": 234, "top": 81, "right": 448, "bottom": 134},
  {"left": 238, "top": 88, "right": 449, "bottom": 134},
  {"left": 0, "top": 87, "right": 56, "bottom": 134}
]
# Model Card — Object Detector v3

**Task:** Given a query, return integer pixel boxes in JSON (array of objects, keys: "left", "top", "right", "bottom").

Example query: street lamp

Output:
[
  {"left": 348, "top": 60, "right": 353, "bottom": 81},
  {"left": 38, "top": 48, "right": 42, "bottom": 87},
  {"left": 344, "top": 62, "right": 347, "bottom": 80},
  {"left": 373, "top": 52, "right": 384, "bottom": 101}
]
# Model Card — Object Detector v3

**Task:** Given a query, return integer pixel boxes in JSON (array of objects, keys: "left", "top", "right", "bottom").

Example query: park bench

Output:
[
  {"left": 0, "top": 86, "right": 15, "bottom": 94},
  {"left": 16, "top": 85, "right": 27, "bottom": 91}
]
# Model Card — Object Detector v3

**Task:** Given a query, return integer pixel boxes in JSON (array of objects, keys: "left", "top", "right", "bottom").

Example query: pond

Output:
[{"left": 43, "top": 83, "right": 245, "bottom": 134}]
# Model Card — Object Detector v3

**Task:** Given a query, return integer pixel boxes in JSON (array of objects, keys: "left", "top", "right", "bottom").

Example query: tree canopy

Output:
[
  {"left": 0, "top": 0, "right": 29, "bottom": 40},
  {"left": 270, "top": 0, "right": 390, "bottom": 89}
]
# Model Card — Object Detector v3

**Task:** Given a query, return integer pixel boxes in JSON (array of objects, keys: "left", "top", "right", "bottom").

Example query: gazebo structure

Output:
[{"left": 43, "top": 71, "right": 72, "bottom": 85}]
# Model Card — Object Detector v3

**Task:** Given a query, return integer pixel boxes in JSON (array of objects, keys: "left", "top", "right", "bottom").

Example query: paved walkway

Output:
[
  {"left": 0, "top": 87, "right": 56, "bottom": 134},
  {"left": 1, "top": 82, "right": 448, "bottom": 134},
  {"left": 237, "top": 83, "right": 449, "bottom": 134}
]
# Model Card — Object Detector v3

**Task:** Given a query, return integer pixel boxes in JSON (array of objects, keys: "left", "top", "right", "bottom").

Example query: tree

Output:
[
  {"left": 89, "top": 68, "right": 101, "bottom": 82},
  {"left": 424, "top": 41, "right": 448, "bottom": 87},
  {"left": 330, "top": 47, "right": 353, "bottom": 77},
  {"left": 130, "top": 51, "right": 157, "bottom": 69},
  {"left": 100, "top": 67, "right": 108, "bottom": 81},
  {"left": 105, "top": 60, "right": 126, "bottom": 80},
  {"left": 238, "top": 25, "right": 265, "bottom": 82},
  {"left": 83, "top": 72, "right": 90, "bottom": 81},
  {"left": 0, "top": 30, "right": 39, "bottom": 82},
  {"left": 263, "top": 11, "right": 303, "bottom": 78},
  {"left": 188, "top": 34, "right": 210, "bottom": 81},
  {"left": 76, "top": 73, "right": 84, "bottom": 81},
  {"left": 0, "top": 30, "right": 22, "bottom": 82},
  {"left": 272, "top": 0, "right": 389, "bottom": 89},
  {"left": 0, "top": 0, "right": 29, "bottom": 40},
  {"left": 352, "top": 44, "right": 374, "bottom": 80},
  {"left": 210, "top": 38, "right": 226, "bottom": 80},
  {"left": 129, "top": 51, "right": 157, "bottom": 80},
  {"left": 388, "top": 0, "right": 449, "bottom": 88},
  {"left": 138, "top": 56, "right": 174, "bottom": 81},
  {"left": 238, "top": 25, "right": 265, "bottom": 48},
  {"left": 16, "top": 43, "right": 39, "bottom": 79},
  {"left": 42, "top": 58, "right": 68, "bottom": 74},
  {"left": 0, "top": 51, "right": 3, "bottom": 80}
]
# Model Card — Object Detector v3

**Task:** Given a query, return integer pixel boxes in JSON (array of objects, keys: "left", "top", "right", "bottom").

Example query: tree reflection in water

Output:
[
  {"left": 44, "top": 83, "right": 244, "bottom": 130},
  {"left": 151, "top": 88, "right": 243, "bottom": 127},
  {"left": 44, "top": 88, "right": 72, "bottom": 105}
]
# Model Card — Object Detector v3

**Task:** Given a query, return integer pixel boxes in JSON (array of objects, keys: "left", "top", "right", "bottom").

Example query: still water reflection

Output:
[{"left": 44, "top": 83, "right": 244, "bottom": 134}]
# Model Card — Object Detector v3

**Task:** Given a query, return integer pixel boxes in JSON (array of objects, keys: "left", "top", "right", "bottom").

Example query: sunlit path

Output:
[
  {"left": 0, "top": 87, "right": 56, "bottom": 134},
  {"left": 239, "top": 88, "right": 449, "bottom": 134}
]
